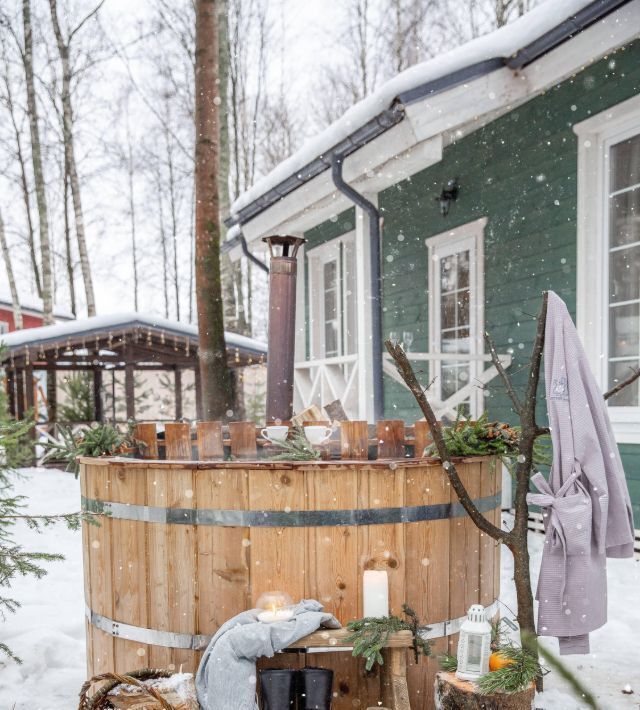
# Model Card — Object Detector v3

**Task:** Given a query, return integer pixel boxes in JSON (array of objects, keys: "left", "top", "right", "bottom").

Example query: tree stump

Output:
[{"left": 434, "top": 672, "right": 535, "bottom": 710}]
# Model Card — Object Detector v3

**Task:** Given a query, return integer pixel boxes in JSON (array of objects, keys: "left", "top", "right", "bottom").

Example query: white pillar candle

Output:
[{"left": 363, "top": 570, "right": 389, "bottom": 617}]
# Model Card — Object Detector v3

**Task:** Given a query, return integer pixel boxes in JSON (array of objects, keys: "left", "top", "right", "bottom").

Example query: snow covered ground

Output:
[{"left": 1, "top": 468, "right": 639, "bottom": 709}]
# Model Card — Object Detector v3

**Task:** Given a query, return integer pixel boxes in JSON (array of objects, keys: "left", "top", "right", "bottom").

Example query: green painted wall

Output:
[{"left": 300, "top": 41, "right": 640, "bottom": 519}]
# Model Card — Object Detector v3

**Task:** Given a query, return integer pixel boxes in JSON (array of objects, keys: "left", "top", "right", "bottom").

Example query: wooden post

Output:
[
  {"left": 376, "top": 419, "right": 405, "bottom": 458},
  {"left": 174, "top": 367, "right": 183, "bottom": 420},
  {"left": 93, "top": 366, "right": 103, "bottom": 423},
  {"left": 125, "top": 353, "right": 135, "bottom": 421},
  {"left": 15, "top": 368, "right": 25, "bottom": 419},
  {"left": 228, "top": 421, "right": 257, "bottom": 459},
  {"left": 6, "top": 369, "right": 16, "bottom": 418},
  {"left": 25, "top": 364, "right": 35, "bottom": 413},
  {"left": 194, "top": 364, "right": 203, "bottom": 420},
  {"left": 381, "top": 647, "right": 411, "bottom": 710},
  {"left": 164, "top": 422, "right": 192, "bottom": 460},
  {"left": 46, "top": 361, "right": 57, "bottom": 428},
  {"left": 413, "top": 420, "right": 432, "bottom": 457},
  {"left": 134, "top": 423, "right": 158, "bottom": 459},
  {"left": 196, "top": 421, "right": 223, "bottom": 460},
  {"left": 340, "top": 420, "right": 369, "bottom": 459}
]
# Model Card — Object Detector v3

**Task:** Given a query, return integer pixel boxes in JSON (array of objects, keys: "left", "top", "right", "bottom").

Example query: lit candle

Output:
[
  {"left": 363, "top": 570, "right": 389, "bottom": 617},
  {"left": 257, "top": 605, "right": 295, "bottom": 623}
]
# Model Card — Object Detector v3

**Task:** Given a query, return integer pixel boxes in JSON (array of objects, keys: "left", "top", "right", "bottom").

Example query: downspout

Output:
[
  {"left": 239, "top": 232, "right": 269, "bottom": 274},
  {"left": 331, "top": 154, "right": 384, "bottom": 422}
]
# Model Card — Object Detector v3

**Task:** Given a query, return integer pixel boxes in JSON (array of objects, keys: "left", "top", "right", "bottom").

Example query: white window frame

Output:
[
  {"left": 575, "top": 94, "right": 640, "bottom": 444},
  {"left": 307, "top": 232, "right": 356, "bottom": 360},
  {"left": 426, "top": 217, "right": 486, "bottom": 417}
]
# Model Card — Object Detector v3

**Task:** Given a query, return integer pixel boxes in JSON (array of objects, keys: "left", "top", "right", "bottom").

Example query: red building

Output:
[{"left": 0, "top": 292, "right": 73, "bottom": 333}]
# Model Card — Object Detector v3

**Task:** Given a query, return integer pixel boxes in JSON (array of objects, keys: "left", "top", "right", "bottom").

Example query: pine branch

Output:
[{"left": 385, "top": 340, "right": 511, "bottom": 545}]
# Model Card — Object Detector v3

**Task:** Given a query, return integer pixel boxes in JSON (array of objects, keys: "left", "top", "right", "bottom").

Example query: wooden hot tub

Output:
[{"left": 80, "top": 426, "right": 501, "bottom": 709}]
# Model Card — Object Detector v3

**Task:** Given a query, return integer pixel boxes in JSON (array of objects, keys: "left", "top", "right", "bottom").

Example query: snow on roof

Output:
[
  {"left": 230, "top": 0, "right": 612, "bottom": 219},
  {"left": 0, "top": 312, "right": 267, "bottom": 355},
  {"left": 0, "top": 285, "right": 74, "bottom": 320}
]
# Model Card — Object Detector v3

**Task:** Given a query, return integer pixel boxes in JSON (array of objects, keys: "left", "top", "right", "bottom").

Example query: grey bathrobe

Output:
[
  {"left": 527, "top": 291, "right": 635, "bottom": 655},
  {"left": 195, "top": 599, "right": 340, "bottom": 710}
]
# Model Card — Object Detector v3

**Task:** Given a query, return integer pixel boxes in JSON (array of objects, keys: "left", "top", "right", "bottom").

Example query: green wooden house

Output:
[{"left": 224, "top": 0, "right": 640, "bottom": 521}]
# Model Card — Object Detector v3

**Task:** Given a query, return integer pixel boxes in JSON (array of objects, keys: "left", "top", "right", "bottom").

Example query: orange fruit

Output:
[{"left": 489, "top": 651, "right": 515, "bottom": 672}]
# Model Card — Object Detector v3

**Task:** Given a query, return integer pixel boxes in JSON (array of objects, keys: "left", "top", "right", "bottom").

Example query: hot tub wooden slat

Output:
[
  {"left": 111, "top": 464, "right": 148, "bottom": 672},
  {"left": 449, "top": 462, "right": 482, "bottom": 656},
  {"left": 195, "top": 467, "right": 250, "bottom": 634},
  {"left": 405, "top": 465, "right": 451, "bottom": 699},
  {"left": 249, "top": 468, "right": 306, "bottom": 605},
  {"left": 480, "top": 460, "right": 498, "bottom": 608}
]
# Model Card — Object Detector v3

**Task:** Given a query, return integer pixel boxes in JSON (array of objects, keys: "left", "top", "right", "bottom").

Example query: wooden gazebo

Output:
[{"left": 0, "top": 313, "right": 266, "bottom": 424}]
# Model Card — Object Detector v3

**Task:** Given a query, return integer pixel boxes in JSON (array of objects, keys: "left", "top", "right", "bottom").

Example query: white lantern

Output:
[{"left": 456, "top": 604, "right": 492, "bottom": 681}]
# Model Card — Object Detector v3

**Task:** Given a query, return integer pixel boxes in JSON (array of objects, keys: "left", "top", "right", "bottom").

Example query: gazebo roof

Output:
[{"left": 0, "top": 312, "right": 266, "bottom": 368}]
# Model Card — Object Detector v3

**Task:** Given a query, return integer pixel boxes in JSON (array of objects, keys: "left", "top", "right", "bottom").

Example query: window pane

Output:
[
  {"left": 441, "top": 364, "right": 458, "bottom": 399},
  {"left": 609, "top": 188, "right": 640, "bottom": 248},
  {"left": 325, "top": 321, "right": 338, "bottom": 357},
  {"left": 458, "top": 290, "right": 470, "bottom": 328},
  {"left": 608, "top": 360, "right": 639, "bottom": 406},
  {"left": 324, "top": 288, "right": 337, "bottom": 319},
  {"left": 441, "top": 293, "right": 456, "bottom": 330},
  {"left": 609, "top": 304, "right": 640, "bottom": 358},
  {"left": 457, "top": 250, "right": 470, "bottom": 289},
  {"left": 611, "top": 133, "right": 640, "bottom": 193},
  {"left": 324, "top": 260, "right": 337, "bottom": 289},
  {"left": 609, "top": 246, "right": 640, "bottom": 303},
  {"left": 456, "top": 327, "right": 471, "bottom": 354},
  {"left": 440, "top": 255, "right": 456, "bottom": 293}
]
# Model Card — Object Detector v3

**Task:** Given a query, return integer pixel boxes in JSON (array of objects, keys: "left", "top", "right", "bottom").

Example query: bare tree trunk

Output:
[
  {"left": 63, "top": 162, "right": 77, "bottom": 316},
  {"left": 125, "top": 101, "right": 139, "bottom": 311},
  {"left": 194, "top": 0, "right": 233, "bottom": 419},
  {"left": 22, "top": 0, "right": 53, "bottom": 324},
  {"left": 1, "top": 66, "right": 42, "bottom": 298},
  {"left": 157, "top": 183, "right": 170, "bottom": 319},
  {"left": 48, "top": 0, "right": 98, "bottom": 317},
  {"left": 0, "top": 209, "right": 23, "bottom": 330},
  {"left": 166, "top": 129, "right": 180, "bottom": 320}
]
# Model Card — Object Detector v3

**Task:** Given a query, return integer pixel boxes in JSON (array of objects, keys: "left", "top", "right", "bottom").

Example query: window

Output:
[
  {"left": 575, "top": 94, "right": 640, "bottom": 443},
  {"left": 607, "top": 132, "right": 640, "bottom": 406},
  {"left": 427, "top": 218, "right": 486, "bottom": 418},
  {"left": 307, "top": 233, "right": 357, "bottom": 359},
  {"left": 0, "top": 321, "right": 9, "bottom": 334}
]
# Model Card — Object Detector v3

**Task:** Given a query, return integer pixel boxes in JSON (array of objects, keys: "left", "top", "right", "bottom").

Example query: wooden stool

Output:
[
  {"left": 286, "top": 629, "right": 412, "bottom": 710},
  {"left": 435, "top": 671, "right": 535, "bottom": 709}
]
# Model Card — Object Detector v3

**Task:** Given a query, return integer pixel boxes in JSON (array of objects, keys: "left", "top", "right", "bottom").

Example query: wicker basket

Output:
[{"left": 78, "top": 669, "right": 175, "bottom": 709}]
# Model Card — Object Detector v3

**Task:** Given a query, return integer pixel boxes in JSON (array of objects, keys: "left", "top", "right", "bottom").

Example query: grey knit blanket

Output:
[{"left": 195, "top": 599, "right": 341, "bottom": 710}]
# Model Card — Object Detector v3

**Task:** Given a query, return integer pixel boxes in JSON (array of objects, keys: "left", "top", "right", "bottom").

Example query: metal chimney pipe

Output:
[{"left": 262, "top": 235, "right": 306, "bottom": 423}]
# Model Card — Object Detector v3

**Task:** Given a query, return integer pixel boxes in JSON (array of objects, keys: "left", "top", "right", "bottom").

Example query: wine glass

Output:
[
  {"left": 403, "top": 331, "right": 414, "bottom": 352},
  {"left": 389, "top": 331, "right": 399, "bottom": 346}
]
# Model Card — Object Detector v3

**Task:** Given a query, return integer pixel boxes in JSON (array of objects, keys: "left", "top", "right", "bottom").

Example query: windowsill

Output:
[{"left": 609, "top": 407, "right": 640, "bottom": 444}]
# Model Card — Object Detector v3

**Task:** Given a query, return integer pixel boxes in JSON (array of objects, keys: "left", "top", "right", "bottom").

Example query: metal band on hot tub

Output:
[
  {"left": 81, "top": 492, "right": 500, "bottom": 527},
  {"left": 85, "top": 600, "right": 500, "bottom": 651}
]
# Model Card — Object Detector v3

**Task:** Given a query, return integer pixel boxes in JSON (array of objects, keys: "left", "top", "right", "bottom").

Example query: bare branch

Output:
[
  {"left": 604, "top": 367, "right": 640, "bottom": 402},
  {"left": 484, "top": 330, "right": 522, "bottom": 415},
  {"left": 68, "top": 0, "right": 107, "bottom": 42},
  {"left": 385, "top": 339, "right": 511, "bottom": 545}
]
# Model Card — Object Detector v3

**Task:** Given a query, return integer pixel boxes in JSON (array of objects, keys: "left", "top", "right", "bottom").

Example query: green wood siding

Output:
[{"left": 298, "top": 41, "right": 640, "bottom": 509}]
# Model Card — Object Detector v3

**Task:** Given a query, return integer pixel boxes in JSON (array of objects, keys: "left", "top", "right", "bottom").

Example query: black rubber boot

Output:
[
  {"left": 297, "top": 667, "right": 333, "bottom": 710},
  {"left": 259, "top": 668, "right": 296, "bottom": 710}
]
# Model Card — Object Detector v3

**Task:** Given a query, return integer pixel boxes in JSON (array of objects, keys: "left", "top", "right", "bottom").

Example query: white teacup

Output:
[
  {"left": 303, "top": 425, "right": 333, "bottom": 445},
  {"left": 261, "top": 425, "right": 289, "bottom": 443}
]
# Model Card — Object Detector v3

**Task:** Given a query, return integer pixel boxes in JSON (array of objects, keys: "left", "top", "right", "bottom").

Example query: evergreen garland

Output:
[
  {"left": 345, "top": 604, "right": 431, "bottom": 671},
  {"left": 267, "top": 426, "right": 321, "bottom": 461}
]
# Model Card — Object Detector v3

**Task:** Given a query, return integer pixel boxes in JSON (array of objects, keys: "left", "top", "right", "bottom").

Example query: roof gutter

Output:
[
  {"left": 221, "top": 230, "right": 269, "bottom": 274},
  {"left": 224, "top": 0, "right": 628, "bottom": 232},
  {"left": 331, "top": 154, "right": 384, "bottom": 422}
]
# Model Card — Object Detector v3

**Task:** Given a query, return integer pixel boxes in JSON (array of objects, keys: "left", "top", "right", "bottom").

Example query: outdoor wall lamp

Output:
[{"left": 436, "top": 178, "right": 459, "bottom": 217}]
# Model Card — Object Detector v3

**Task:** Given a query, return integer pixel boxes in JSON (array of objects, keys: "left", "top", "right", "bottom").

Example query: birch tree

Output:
[
  {"left": 0, "top": 208, "right": 22, "bottom": 329},
  {"left": 22, "top": 0, "right": 53, "bottom": 324},
  {"left": 47, "top": 0, "right": 102, "bottom": 317}
]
